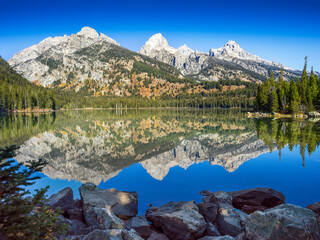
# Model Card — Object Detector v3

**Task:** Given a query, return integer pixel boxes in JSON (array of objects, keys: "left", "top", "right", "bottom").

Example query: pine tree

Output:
[
  {"left": 289, "top": 79, "right": 300, "bottom": 114},
  {"left": 269, "top": 89, "right": 279, "bottom": 112},
  {"left": 276, "top": 67, "right": 286, "bottom": 111},
  {"left": 300, "top": 56, "right": 308, "bottom": 107},
  {"left": 0, "top": 146, "right": 69, "bottom": 239},
  {"left": 308, "top": 68, "right": 318, "bottom": 102}
]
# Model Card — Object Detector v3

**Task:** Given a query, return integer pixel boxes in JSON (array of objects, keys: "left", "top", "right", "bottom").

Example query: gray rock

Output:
[
  {"left": 66, "top": 236, "right": 85, "bottom": 240},
  {"left": 199, "top": 191, "right": 247, "bottom": 237},
  {"left": 198, "top": 236, "right": 234, "bottom": 240},
  {"left": 47, "top": 187, "right": 74, "bottom": 212},
  {"left": 204, "top": 222, "right": 221, "bottom": 236},
  {"left": 126, "top": 215, "right": 151, "bottom": 239},
  {"left": 83, "top": 229, "right": 143, "bottom": 240},
  {"left": 83, "top": 206, "right": 125, "bottom": 230},
  {"left": 68, "top": 208, "right": 85, "bottom": 222},
  {"left": 244, "top": 204, "right": 317, "bottom": 240},
  {"left": 79, "top": 183, "right": 138, "bottom": 220},
  {"left": 215, "top": 205, "right": 247, "bottom": 237},
  {"left": 146, "top": 201, "right": 207, "bottom": 240},
  {"left": 67, "top": 219, "right": 89, "bottom": 236},
  {"left": 58, "top": 216, "right": 89, "bottom": 236},
  {"left": 83, "top": 229, "right": 123, "bottom": 240},
  {"left": 307, "top": 201, "right": 320, "bottom": 214},
  {"left": 72, "top": 199, "right": 83, "bottom": 209},
  {"left": 209, "top": 191, "right": 233, "bottom": 206},
  {"left": 200, "top": 190, "right": 213, "bottom": 203},
  {"left": 123, "top": 229, "right": 145, "bottom": 240},
  {"left": 229, "top": 188, "right": 285, "bottom": 214},
  {"left": 198, "top": 202, "right": 219, "bottom": 223},
  {"left": 234, "top": 232, "right": 245, "bottom": 240},
  {"left": 147, "top": 231, "right": 170, "bottom": 240}
]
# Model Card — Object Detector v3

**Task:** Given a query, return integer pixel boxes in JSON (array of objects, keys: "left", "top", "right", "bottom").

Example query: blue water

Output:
[
  {"left": 2, "top": 110, "right": 320, "bottom": 215},
  {"left": 28, "top": 145, "right": 320, "bottom": 215}
]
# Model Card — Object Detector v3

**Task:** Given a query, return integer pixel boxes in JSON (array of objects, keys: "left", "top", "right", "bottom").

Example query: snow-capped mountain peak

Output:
[
  {"left": 139, "top": 33, "right": 177, "bottom": 55},
  {"left": 209, "top": 40, "right": 268, "bottom": 64},
  {"left": 177, "top": 44, "right": 194, "bottom": 56},
  {"left": 76, "top": 26, "right": 99, "bottom": 39}
]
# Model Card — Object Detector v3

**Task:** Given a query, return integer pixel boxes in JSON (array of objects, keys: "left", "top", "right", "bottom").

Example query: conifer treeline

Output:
[
  {"left": 255, "top": 57, "right": 319, "bottom": 113},
  {"left": 0, "top": 57, "right": 56, "bottom": 111}
]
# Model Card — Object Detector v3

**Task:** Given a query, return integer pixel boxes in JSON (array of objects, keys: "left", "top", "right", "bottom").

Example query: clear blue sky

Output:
[{"left": 0, "top": 0, "right": 319, "bottom": 71}]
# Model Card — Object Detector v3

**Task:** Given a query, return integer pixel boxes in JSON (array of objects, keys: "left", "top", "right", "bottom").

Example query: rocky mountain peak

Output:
[
  {"left": 177, "top": 44, "right": 194, "bottom": 56},
  {"left": 224, "top": 40, "right": 241, "bottom": 49},
  {"left": 76, "top": 26, "right": 99, "bottom": 39},
  {"left": 139, "top": 33, "right": 177, "bottom": 55},
  {"left": 209, "top": 40, "right": 264, "bottom": 64},
  {"left": 8, "top": 26, "right": 120, "bottom": 86},
  {"left": 209, "top": 40, "right": 246, "bottom": 58}
]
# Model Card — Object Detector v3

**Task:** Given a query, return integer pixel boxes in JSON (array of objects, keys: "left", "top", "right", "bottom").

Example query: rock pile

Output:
[{"left": 47, "top": 185, "right": 319, "bottom": 240}]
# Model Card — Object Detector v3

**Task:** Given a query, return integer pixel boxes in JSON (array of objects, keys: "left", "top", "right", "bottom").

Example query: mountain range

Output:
[{"left": 7, "top": 27, "right": 305, "bottom": 96}]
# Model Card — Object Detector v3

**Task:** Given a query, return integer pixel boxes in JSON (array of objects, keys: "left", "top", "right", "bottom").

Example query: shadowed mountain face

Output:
[{"left": 2, "top": 110, "right": 319, "bottom": 185}]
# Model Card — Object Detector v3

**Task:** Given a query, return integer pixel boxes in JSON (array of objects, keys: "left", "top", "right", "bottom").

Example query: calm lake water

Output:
[{"left": 1, "top": 109, "right": 320, "bottom": 214}]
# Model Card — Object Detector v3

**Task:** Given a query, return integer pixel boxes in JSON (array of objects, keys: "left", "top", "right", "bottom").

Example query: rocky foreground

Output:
[{"left": 47, "top": 183, "right": 320, "bottom": 240}]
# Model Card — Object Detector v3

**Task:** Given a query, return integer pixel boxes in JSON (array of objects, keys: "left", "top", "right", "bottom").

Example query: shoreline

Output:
[
  {"left": 45, "top": 183, "right": 319, "bottom": 240},
  {"left": 247, "top": 111, "right": 320, "bottom": 119},
  {"left": 2, "top": 106, "right": 248, "bottom": 114}
]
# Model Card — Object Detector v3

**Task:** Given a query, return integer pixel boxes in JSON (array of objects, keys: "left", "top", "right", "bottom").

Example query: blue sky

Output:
[{"left": 0, "top": 0, "right": 319, "bottom": 71}]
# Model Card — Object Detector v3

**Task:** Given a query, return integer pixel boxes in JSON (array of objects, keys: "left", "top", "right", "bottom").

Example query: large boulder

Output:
[
  {"left": 204, "top": 222, "right": 221, "bottom": 236},
  {"left": 79, "top": 183, "right": 138, "bottom": 220},
  {"left": 204, "top": 191, "right": 247, "bottom": 237},
  {"left": 47, "top": 187, "right": 74, "bottom": 212},
  {"left": 209, "top": 191, "right": 233, "bottom": 206},
  {"left": 198, "top": 236, "right": 234, "bottom": 240},
  {"left": 67, "top": 219, "right": 90, "bottom": 236},
  {"left": 57, "top": 216, "right": 90, "bottom": 236},
  {"left": 307, "top": 201, "right": 320, "bottom": 214},
  {"left": 83, "top": 229, "right": 123, "bottom": 240},
  {"left": 147, "top": 231, "right": 170, "bottom": 240},
  {"left": 68, "top": 208, "right": 85, "bottom": 222},
  {"left": 244, "top": 204, "right": 317, "bottom": 240},
  {"left": 146, "top": 201, "right": 207, "bottom": 240},
  {"left": 215, "top": 204, "right": 247, "bottom": 237},
  {"left": 83, "top": 206, "right": 125, "bottom": 230},
  {"left": 126, "top": 215, "right": 152, "bottom": 239},
  {"left": 83, "top": 229, "right": 143, "bottom": 240},
  {"left": 229, "top": 188, "right": 285, "bottom": 214},
  {"left": 198, "top": 202, "right": 219, "bottom": 224}
]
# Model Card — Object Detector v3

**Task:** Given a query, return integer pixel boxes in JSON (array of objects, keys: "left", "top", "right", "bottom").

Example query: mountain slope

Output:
[
  {"left": 9, "top": 27, "right": 201, "bottom": 97},
  {"left": 8, "top": 27, "right": 258, "bottom": 104},
  {"left": 139, "top": 34, "right": 303, "bottom": 82},
  {"left": 0, "top": 56, "right": 57, "bottom": 111}
]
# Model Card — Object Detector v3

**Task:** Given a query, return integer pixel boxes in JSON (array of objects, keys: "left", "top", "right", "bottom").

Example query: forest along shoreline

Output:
[
  {"left": 46, "top": 183, "right": 320, "bottom": 240},
  {"left": 0, "top": 106, "right": 246, "bottom": 114}
]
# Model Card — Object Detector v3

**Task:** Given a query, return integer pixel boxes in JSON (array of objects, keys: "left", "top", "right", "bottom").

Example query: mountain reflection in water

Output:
[{"left": 1, "top": 109, "right": 320, "bottom": 213}]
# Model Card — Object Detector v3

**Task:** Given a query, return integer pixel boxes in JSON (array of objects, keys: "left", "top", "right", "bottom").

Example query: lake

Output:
[{"left": 1, "top": 109, "right": 320, "bottom": 214}]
